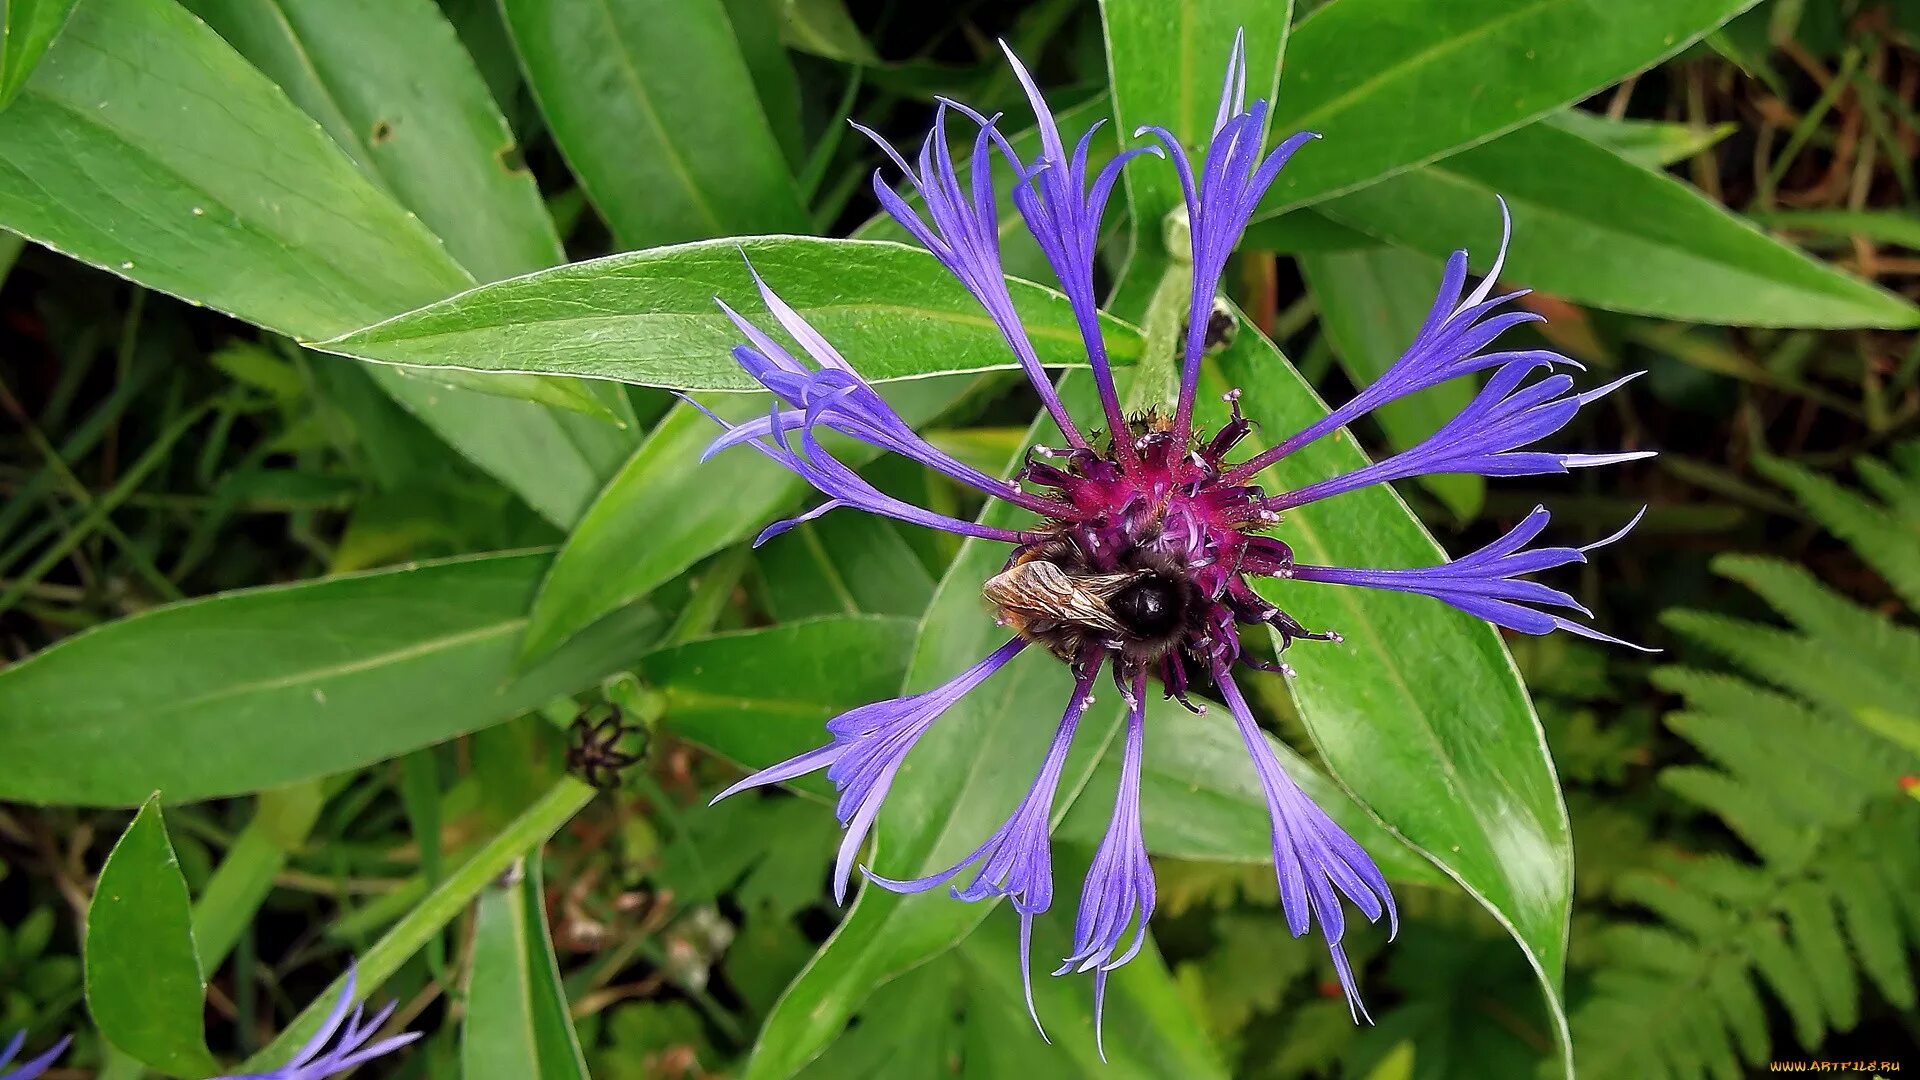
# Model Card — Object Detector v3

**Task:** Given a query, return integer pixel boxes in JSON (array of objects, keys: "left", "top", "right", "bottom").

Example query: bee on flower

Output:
[{"left": 698, "top": 31, "right": 1650, "bottom": 1052}]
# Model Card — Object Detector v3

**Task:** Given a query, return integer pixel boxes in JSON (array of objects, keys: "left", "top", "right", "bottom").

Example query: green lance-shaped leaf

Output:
[
  {"left": 1749, "top": 209, "right": 1920, "bottom": 253},
  {"left": 499, "top": 0, "right": 807, "bottom": 249},
  {"left": 1316, "top": 120, "right": 1919, "bottom": 329},
  {"left": 86, "top": 797, "right": 220, "bottom": 1078},
  {"left": 317, "top": 237, "right": 1142, "bottom": 390},
  {"left": 755, "top": 515, "right": 936, "bottom": 621},
  {"left": 1193, "top": 311, "right": 1575, "bottom": 1077},
  {"left": 0, "top": 0, "right": 625, "bottom": 525},
  {"left": 0, "top": 0, "right": 78, "bottom": 107},
  {"left": 0, "top": 0, "right": 467, "bottom": 338},
  {"left": 465, "top": 857, "right": 591, "bottom": 1080},
  {"left": 0, "top": 552, "right": 660, "bottom": 806},
  {"left": 778, "top": 0, "right": 876, "bottom": 64},
  {"left": 181, "top": 0, "right": 641, "bottom": 487},
  {"left": 1257, "top": 0, "right": 1762, "bottom": 218},
  {"left": 182, "top": 0, "right": 564, "bottom": 283},
  {"left": 1300, "top": 245, "right": 1484, "bottom": 521},
  {"left": 721, "top": 0, "right": 804, "bottom": 168},
  {"left": 1547, "top": 109, "right": 1735, "bottom": 168},
  {"left": 191, "top": 783, "right": 327, "bottom": 974},
  {"left": 94, "top": 782, "right": 329, "bottom": 1080}
]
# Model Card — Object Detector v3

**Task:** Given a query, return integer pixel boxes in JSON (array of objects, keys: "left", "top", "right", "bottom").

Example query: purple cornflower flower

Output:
[
  {"left": 0, "top": 1030, "right": 69, "bottom": 1080},
  {"left": 704, "top": 34, "right": 1650, "bottom": 1049},
  {"left": 214, "top": 965, "right": 420, "bottom": 1080}
]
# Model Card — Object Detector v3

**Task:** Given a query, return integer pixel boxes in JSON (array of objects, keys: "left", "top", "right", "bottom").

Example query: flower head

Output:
[
  {"left": 703, "top": 32, "right": 1650, "bottom": 1049},
  {"left": 0, "top": 1031, "right": 69, "bottom": 1080},
  {"left": 215, "top": 964, "right": 419, "bottom": 1080}
]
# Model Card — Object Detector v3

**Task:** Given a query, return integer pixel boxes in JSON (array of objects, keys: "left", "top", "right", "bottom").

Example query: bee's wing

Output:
[{"left": 983, "top": 561, "right": 1133, "bottom": 636}]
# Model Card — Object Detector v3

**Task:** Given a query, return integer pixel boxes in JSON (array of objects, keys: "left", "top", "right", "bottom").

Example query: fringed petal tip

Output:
[
  {"left": 846, "top": 91, "right": 1086, "bottom": 445},
  {"left": 1233, "top": 197, "right": 1603, "bottom": 482},
  {"left": 1584, "top": 505, "right": 1648, "bottom": 552},
  {"left": 1019, "top": 913, "right": 1054, "bottom": 1044},
  {"left": 1329, "top": 941, "right": 1376, "bottom": 1025},
  {"left": 1092, "top": 968, "right": 1112, "bottom": 1063},
  {"left": 709, "top": 640, "right": 1031, "bottom": 913},
  {"left": 1267, "top": 359, "right": 1661, "bottom": 509},
  {"left": 1577, "top": 368, "right": 1648, "bottom": 405},
  {"left": 1562, "top": 450, "right": 1658, "bottom": 470},
  {"left": 930, "top": 95, "right": 1002, "bottom": 130},
  {"left": 1288, "top": 505, "right": 1656, "bottom": 652},
  {"left": 1553, "top": 617, "right": 1662, "bottom": 654},
  {"left": 1152, "top": 61, "right": 1321, "bottom": 441},
  {"left": 751, "top": 513, "right": 804, "bottom": 547}
]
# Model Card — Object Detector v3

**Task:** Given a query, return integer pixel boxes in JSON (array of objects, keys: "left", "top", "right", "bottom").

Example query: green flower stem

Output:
[
  {"left": 244, "top": 777, "right": 597, "bottom": 1070},
  {"left": 1125, "top": 258, "right": 1195, "bottom": 415},
  {"left": 1114, "top": 206, "right": 1193, "bottom": 415}
]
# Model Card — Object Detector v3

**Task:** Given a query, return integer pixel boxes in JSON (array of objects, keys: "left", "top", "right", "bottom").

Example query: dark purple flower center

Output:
[{"left": 997, "top": 395, "right": 1332, "bottom": 707}]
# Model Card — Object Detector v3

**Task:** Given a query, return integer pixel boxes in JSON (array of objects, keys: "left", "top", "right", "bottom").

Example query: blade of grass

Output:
[{"left": 0, "top": 400, "right": 212, "bottom": 617}]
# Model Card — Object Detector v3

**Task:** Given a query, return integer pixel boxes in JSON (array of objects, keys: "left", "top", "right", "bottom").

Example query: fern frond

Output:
[
  {"left": 1683, "top": 1005, "right": 1743, "bottom": 1080},
  {"left": 1779, "top": 880, "right": 1858, "bottom": 1030},
  {"left": 1612, "top": 871, "right": 1734, "bottom": 943},
  {"left": 1574, "top": 453, "right": 1920, "bottom": 1080},
  {"left": 1657, "top": 765, "right": 1816, "bottom": 866},
  {"left": 1705, "top": 959, "right": 1768, "bottom": 1063},
  {"left": 1664, "top": 710, "right": 1859, "bottom": 827},
  {"left": 1653, "top": 667, "right": 1897, "bottom": 783},
  {"left": 1594, "top": 922, "right": 1704, "bottom": 976},
  {"left": 1663, "top": 853, "right": 1767, "bottom": 907},
  {"left": 1756, "top": 453, "right": 1920, "bottom": 610},
  {"left": 1581, "top": 679, "right": 1915, "bottom": 1060},
  {"left": 1743, "top": 914, "right": 1827, "bottom": 1049},
  {"left": 1831, "top": 844, "right": 1916, "bottom": 1009},
  {"left": 1663, "top": 608, "right": 1915, "bottom": 722},
  {"left": 1712, "top": 554, "right": 1920, "bottom": 697},
  {"left": 1579, "top": 775, "right": 1920, "bottom": 1079}
]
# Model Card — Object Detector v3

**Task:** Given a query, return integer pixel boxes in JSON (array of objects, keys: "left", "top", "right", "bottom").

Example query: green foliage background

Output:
[{"left": 0, "top": 0, "right": 1917, "bottom": 1077}]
